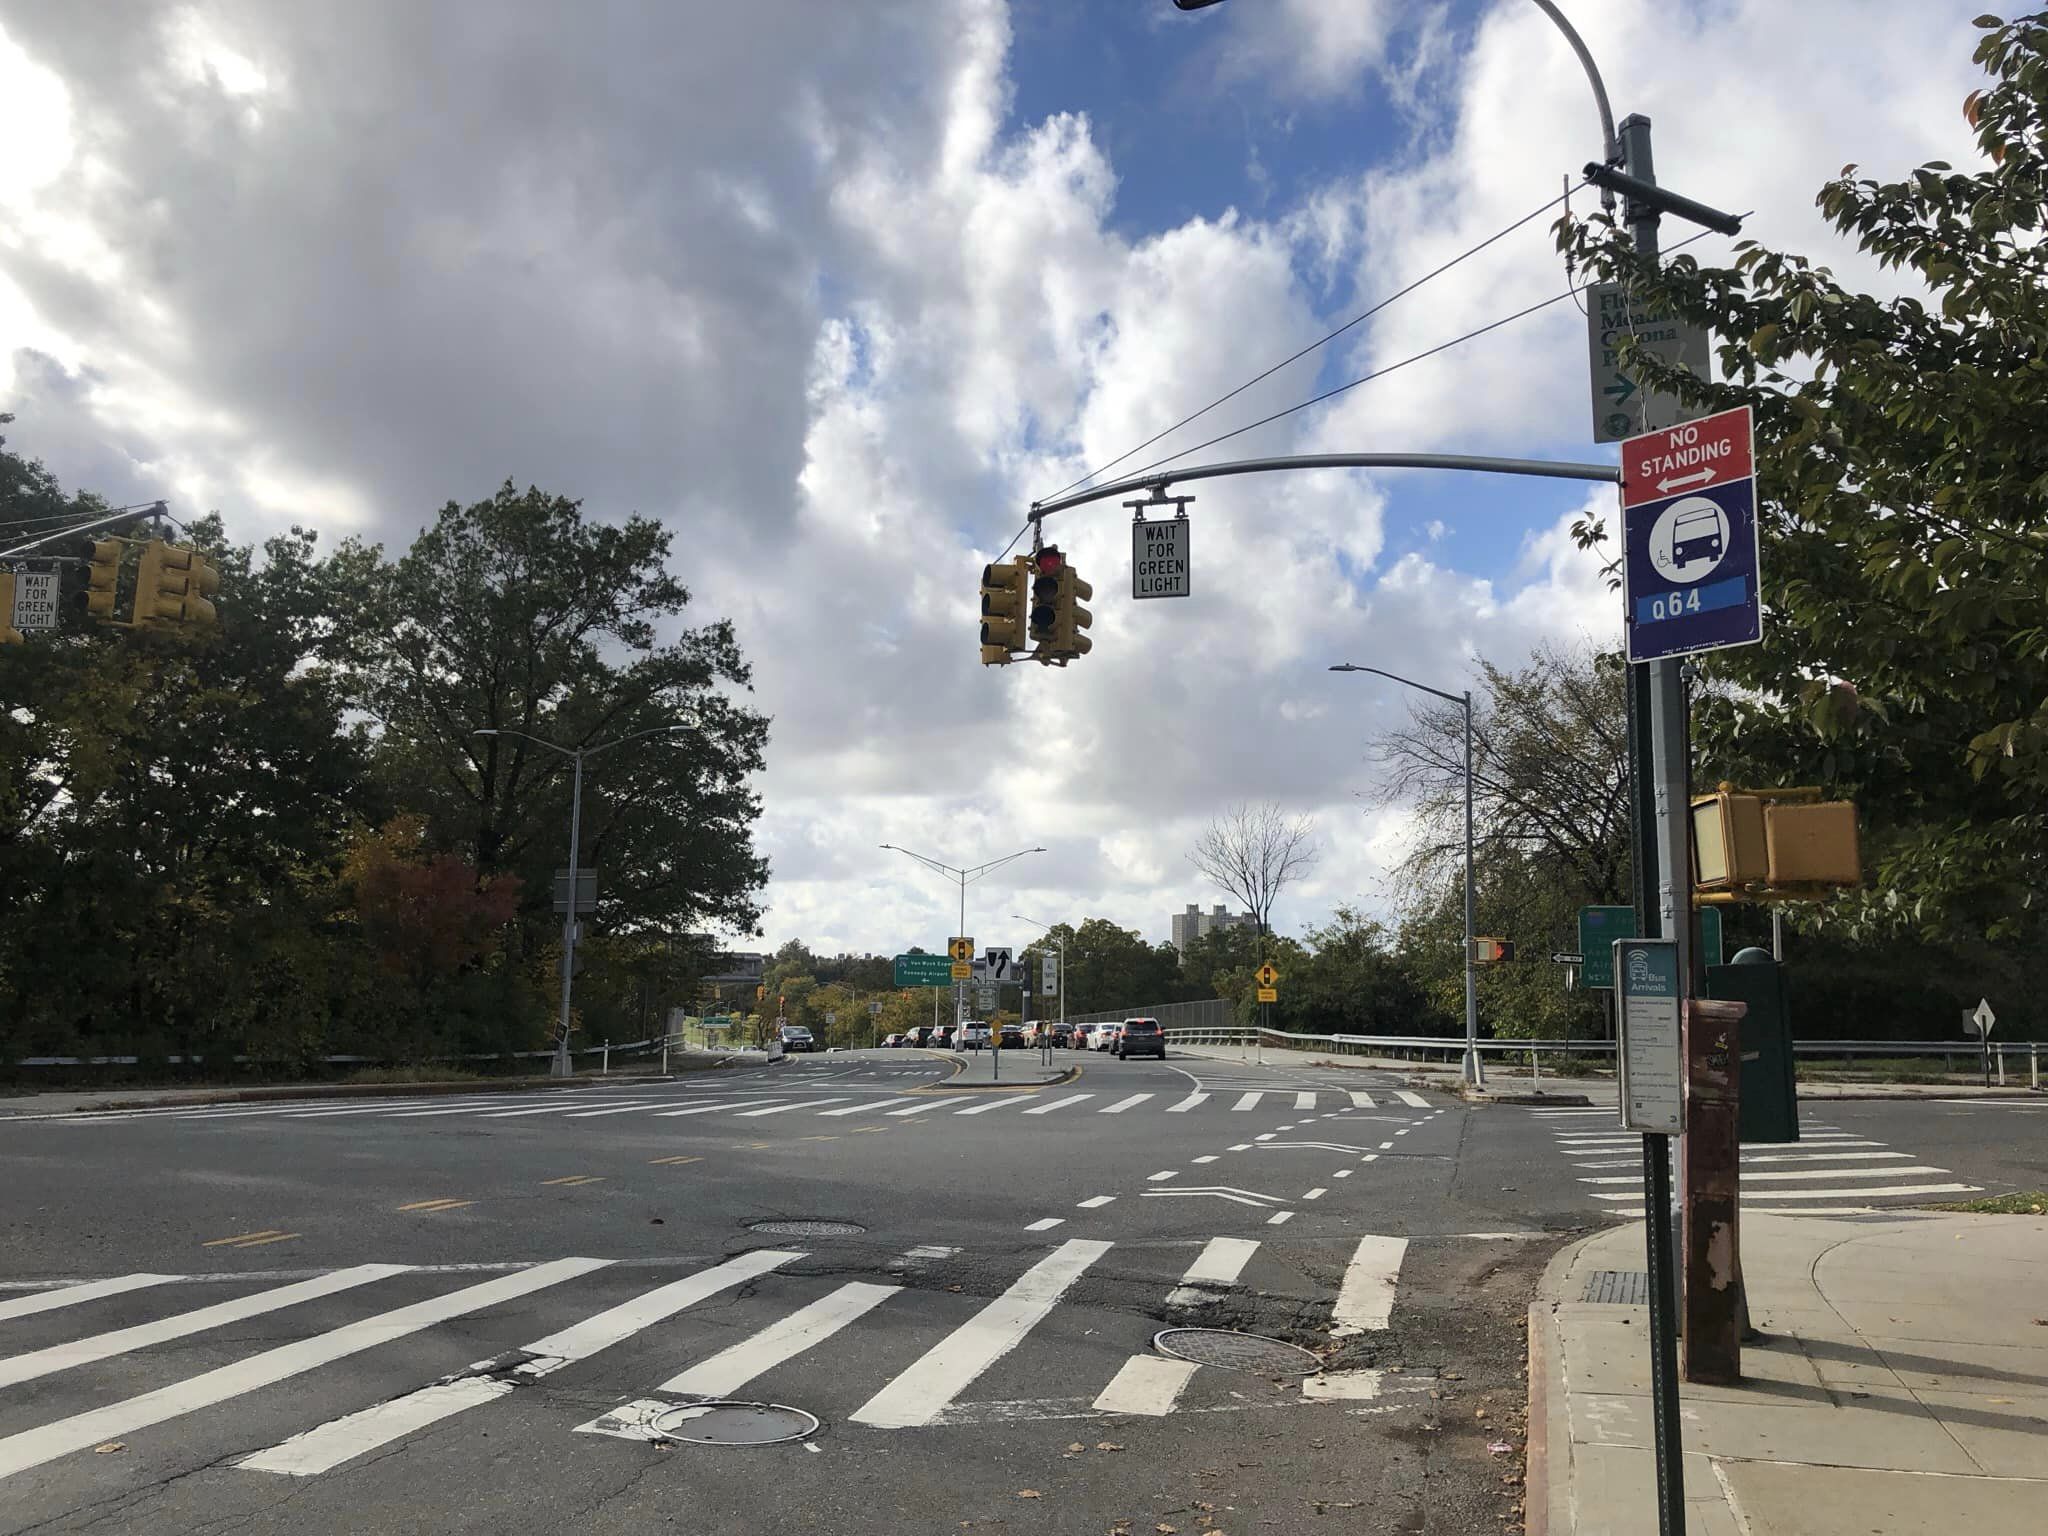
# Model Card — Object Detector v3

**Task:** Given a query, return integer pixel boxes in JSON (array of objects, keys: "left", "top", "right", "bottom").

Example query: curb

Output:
[
  {"left": 1525, "top": 1226, "right": 1607, "bottom": 1536},
  {"left": 1462, "top": 1089, "right": 1595, "bottom": 1107},
  {"left": 909, "top": 1061, "right": 1082, "bottom": 1094},
  {"left": 40, "top": 1059, "right": 740, "bottom": 1114}
]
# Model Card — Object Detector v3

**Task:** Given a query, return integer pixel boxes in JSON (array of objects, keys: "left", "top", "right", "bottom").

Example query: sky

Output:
[{"left": 0, "top": 0, "right": 1991, "bottom": 960}]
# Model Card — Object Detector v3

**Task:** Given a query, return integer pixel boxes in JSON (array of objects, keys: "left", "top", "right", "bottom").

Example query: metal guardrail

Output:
[
  {"left": 1162, "top": 1027, "right": 2044, "bottom": 1087},
  {"left": 6, "top": 1038, "right": 661, "bottom": 1069}
]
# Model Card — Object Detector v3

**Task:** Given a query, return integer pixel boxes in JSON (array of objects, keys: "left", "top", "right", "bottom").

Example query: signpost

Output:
[
  {"left": 1616, "top": 940, "right": 1685, "bottom": 1135},
  {"left": 1622, "top": 405, "right": 1761, "bottom": 664},
  {"left": 1130, "top": 514, "right": 1191, "bottom": 599},
  {"left": 9, "top": 570, "right": 58, "bottom": 631},
  {"left": 892, "top": 953, "right": 953, "bottom": 988},
  {"left": 1587, "top": 282, "right": 1711, "bottom": 444},
  {"left": 1965, "top": 998, "right": 1996, "bottom": 1087}
]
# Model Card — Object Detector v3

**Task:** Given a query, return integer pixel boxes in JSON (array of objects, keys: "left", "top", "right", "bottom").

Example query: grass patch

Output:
[{"left": 1928, "top": 1192, "right": 2048, "bottom": 1215}]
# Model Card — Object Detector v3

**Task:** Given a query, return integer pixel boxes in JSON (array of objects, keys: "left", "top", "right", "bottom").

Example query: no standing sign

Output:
[{"left": 1621, "top": 405, "right": 1762, "bottom": 663}]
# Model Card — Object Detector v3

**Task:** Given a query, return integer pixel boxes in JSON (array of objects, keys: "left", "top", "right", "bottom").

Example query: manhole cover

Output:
[
  {"left": 745, "top": 1219, "right": 866, "bottom": 1237},
  {"left": 652, "top": 1401, "right": 819, "bottom": 1446},
  {"left": 1152, "top": 1328, "right": 1322, "bottom": 1377}
]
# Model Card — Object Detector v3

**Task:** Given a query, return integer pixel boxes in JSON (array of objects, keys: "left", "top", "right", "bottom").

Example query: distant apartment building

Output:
[{"left": 1171, "top": 903, "right": 1257, "bottom": 954}]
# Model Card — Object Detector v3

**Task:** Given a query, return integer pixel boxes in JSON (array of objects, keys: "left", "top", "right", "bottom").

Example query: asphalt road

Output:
[{"left": 1, "top": 1049, "right": 2035, "bottom": 1534}]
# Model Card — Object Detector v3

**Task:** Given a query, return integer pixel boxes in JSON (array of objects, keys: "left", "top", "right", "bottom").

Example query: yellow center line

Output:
[
  {"left": 540, "top": 1175, "right": 605, "bottom": 1186},
  {"left": 396, "top": 1198, "right": 473, "bottom": 1212},
  {"left": 201, "top": 1229, "right": 284, "bottom": 1248},
  {"left": 799, "top": 1135, "right": 840, "bottom": 1143},
  {"left": 226, "top": 1233, "right": 301, "bottom": 1248},
  {"left": 648, "top": 1155, "right": 703, "bottom": 1166},
  {"left": 848, "top": 1126, "right": 888, "bottom": 1134}
]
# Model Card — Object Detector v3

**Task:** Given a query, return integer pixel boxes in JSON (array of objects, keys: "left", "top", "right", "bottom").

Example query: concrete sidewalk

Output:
[{"left": 1529, "top": 1211, "right": 2048, "bottom": 1534}]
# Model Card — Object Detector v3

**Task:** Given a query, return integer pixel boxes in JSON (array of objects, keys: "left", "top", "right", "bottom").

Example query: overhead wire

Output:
[{"left": 1035, "top": 180, "right": 1588, "bottom": 507}]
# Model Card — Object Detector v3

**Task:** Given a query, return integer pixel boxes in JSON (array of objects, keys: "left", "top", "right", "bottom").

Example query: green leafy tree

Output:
[{"left": 1557, "top": 11, "right": 2048, "bottom": 944}]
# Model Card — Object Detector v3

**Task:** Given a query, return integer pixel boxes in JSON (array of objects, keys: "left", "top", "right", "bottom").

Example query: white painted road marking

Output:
[
  {"left": 1101, "top": 1094, "right": 1154, "bottom": 1114},
  {"left": 1092, "top": 1355, "right": 1200, "bottom": 1416},
  {"left": 1331, "top": 1235, "right": 1408, "bottom": 1335},
  {"left": 849, "top": 1239, "right": 1111, "bottom": 1428},
  {"left": 238, "top": 1252, "right": 797, "bottom": 1476},
  {"left": 1167, "top": 1092, "right": 1210, "bottom": 1113},
  {"left": 1349, "top": 1091, "right": 1377, "bottom": 1109},
  {"left": 1077, "top": 1195, "right": 1115, "bottom": 1209},
  {"left": 0, "top": 1259, "right": 607, "bottom": 1483},
  {"left": 886, "top": 1097, "right": 971, "bottom": 1117},
  {"left": 1294, "top": 1093, "right": 1316, "bottom": 1109},
  {"left": 661, "top": 1281, "right": 897, "bottom": 1398},
  {"left": 0, "top": 1264, "right": 409, "bottom": 1390},
  {"left": 1393, "top": 1091, "right": 1430, "bottom": 1108},
  {"left": 1232, "top": 1093, "right": 1264, "bottom": 1111},
  {"left": 1025, "top": 1218, "right": 1065, "bottom": 1232},
  {"left": 1021, "top": 1094, "right": 1094, "bottom": 1116},
  {"left": 0, "top": 1273, "right": 175, "bottom": 1324},
  {"left": 738, "top": 1099, "right": 848, "bottom": 1117},
  {"left": 952, "top": 1099, "right": 1018, "bottom": 1116}
]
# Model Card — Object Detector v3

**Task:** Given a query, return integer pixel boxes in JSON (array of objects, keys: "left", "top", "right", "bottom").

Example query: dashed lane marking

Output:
[
  {"left": 200, "top": 1230, "right": 301, "bottom": 1249},
  {"left": 540, "top": 1176, "right": 605, "bottom": 1187},
  {"left": 395, "top": 1199, "right": 473, "bottom": 1214}
]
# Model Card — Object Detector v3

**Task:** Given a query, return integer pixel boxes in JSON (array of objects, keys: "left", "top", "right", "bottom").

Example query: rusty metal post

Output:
[{"left": 1683, "top": 996, "right": 1747, "bottom": 1383}]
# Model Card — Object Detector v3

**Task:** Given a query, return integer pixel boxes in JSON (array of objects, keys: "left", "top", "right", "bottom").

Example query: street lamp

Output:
[
  {"left": 1010, "top": 914, "right": 1068, "bottom": 1029},
  {"left": 1328, "top": 664, "right": 1484, "bottom": 1087},
  {"left": 878, "top": 843, "right": 1046, "bottom": 1028},
  {"left": 472, "top": 722, "right": 697, "bottom": 1078}
]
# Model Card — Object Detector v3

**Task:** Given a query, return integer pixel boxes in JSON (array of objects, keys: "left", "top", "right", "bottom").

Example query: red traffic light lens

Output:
[{"left": 1034, "top": 546, "right": 1063, "bottom": 575}]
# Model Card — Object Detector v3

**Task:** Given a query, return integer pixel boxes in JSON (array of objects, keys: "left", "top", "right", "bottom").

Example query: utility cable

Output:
[{"left": 1036, "top": 181, "right": 1587, "bottom": 506}]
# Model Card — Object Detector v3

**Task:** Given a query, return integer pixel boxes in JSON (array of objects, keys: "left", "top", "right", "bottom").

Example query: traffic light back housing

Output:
[{"left": 978, "top": 558, "right": 1029, "bottom": 665}]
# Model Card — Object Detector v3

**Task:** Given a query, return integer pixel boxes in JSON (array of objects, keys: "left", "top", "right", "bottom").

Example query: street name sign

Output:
[
  {"left": 1616, "top": 939, "right": 1684, "bottom": 1135},
  {"left": 1577, "top": 905, "right": 1722, "bottom": 988},
  {"left": 11, "top": 570, "right": 58, "bottom": 630},
  {"left": 1131, "top": 516, "right": 1190, "bottom": 599},
  {"left": 892, "top": 952, "right": 954, "bottom": 988},
  {"left": 1587, "top": 282, "right": 1711, "bottom": 443},
  {"left": 1622, "top": 404, "right": 1762, "bottom": 663}
]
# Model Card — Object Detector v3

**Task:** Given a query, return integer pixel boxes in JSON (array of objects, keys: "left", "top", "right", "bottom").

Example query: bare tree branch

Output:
[{"left": 1187, "top": 802, "right": 1320, "bottom": 938}]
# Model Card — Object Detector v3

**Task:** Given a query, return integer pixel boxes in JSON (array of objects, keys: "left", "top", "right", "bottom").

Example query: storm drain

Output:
[
  {"left": 652, "top": 1401, "right": 820, "bottom": 1445},
  {"left": 1152, "top": 1328, "right": 1322, "bottom": 1377},
  {"left": 1583, "top": 1269, "right": 1649, "bottom": 1305},
  {"left": 746, "top": 1219, "right": 867, "bottom": 1238}
]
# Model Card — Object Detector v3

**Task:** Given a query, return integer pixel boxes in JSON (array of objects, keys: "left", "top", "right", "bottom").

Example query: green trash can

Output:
[{"left": 1706, "top": 947, "right": 1799, "bottom": 1143}]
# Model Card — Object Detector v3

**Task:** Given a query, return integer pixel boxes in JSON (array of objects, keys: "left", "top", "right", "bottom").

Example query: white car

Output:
[
  {"left": 1090, "top": 1023, "right": 1122, "bottom": 1051},
  {"left": 957, "top": 1023, "right": 992, "bottom": 1050}
]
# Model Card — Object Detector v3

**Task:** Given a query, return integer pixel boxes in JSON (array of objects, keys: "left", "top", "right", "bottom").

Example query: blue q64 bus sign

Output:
[{"left": 1621, "top": 405, "right": 1762, "bottom": 663}]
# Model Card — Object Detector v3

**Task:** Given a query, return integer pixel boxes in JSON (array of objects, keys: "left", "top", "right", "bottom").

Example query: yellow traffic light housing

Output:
[
  {"left": 0, "top": 572, "right": 21, "bottom": 646},
  {"left": 1691, "top": 788, "right": 1768, "bottom": 891},
  {"left": 1691, "top": 783, "right": 1861, "bottom": 899},
  {"left": 1054, "top": 566, "right": 1092, "bottom": 659},
  {"left": 85, "top": 537, "right": 124, "bottom": 623},
  {"left": 134, "top": 538, "right": 193, "bottom": 627},
  {"left": 978, "top": 557, "right": 1028, "bottom": 665},
  {"left": 1763, "top": 800, "right": 1860, "bottom": 887},
  {"left": 1028, "top": 549, "right": 1060, "bottom": 656}
]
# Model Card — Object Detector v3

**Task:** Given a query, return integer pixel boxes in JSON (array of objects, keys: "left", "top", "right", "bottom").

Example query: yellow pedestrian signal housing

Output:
[
  {"left": 85, "top": 537, "right": 124, "bottom": 622},
  {"left": 1692, "top": 783, "right": 1860, "bottom": 897},
  {"left": 978, "top": 557, "right": 1029, "bottom": 665},
  {"left": 1468, "top": 937, "right": 1515, "bottom": 964},
  {"left": 0, "top": 572, "right": 21, "bottom": 646},
  {"left": 1692, "top": 789, "right": 1767, "bottom": 891}
]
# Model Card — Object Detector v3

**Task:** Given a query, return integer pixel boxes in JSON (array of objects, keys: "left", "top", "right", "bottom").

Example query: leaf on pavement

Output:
[
  {"left": 93, "top": 1442, "right": 124, "bottom": 1454},
  {"left": 1016, "top": 1490, "right": 1042, "bottom": 1499},
  {"left": 1095, "top": 1441, "right": 1123, "bottom": 1452},
  {"left": 1156, "top": 1525, "right": 1178, "bottom": 1534},
  {"left": 1067, "top": 1442, "right": 1087, "bottom": 1453}
]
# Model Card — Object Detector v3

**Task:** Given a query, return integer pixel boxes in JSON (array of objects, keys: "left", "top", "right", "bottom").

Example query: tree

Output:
[
  {"left": 1367, "top": 640, "right": 1631, "bottom": 905},
  {"left": 1187, "top": 802, "right": 1319, "bottom": 939},
  {"left": 1556, "top": 11, "right": 2048, "bottom": 944}
]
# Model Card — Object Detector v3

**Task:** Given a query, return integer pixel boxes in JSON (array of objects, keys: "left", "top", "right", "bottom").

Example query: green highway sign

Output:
[
  {"left": 1577, "top": 906, "right": 1723, "bottom": 989},
  {"left": 893, "top": 952, "right": 954, "bottom": 988}
]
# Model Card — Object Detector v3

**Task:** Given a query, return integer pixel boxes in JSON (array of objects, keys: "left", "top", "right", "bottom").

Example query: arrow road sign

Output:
[
  {"left": 1587, "top": 282, "right": 1712, "bottom": 443},
  {"left": 1622, "top": 404, "right": 1763, "bottom": 663},
  {"left": 1966, "top": 999, "right": 1996, "bottom": 1038},
  {"left": 1551, "top": 952, "right": 1586, "bottom": 966}
]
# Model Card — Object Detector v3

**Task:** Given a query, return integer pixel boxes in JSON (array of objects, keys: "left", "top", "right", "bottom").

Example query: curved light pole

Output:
[
  {"left": 473, "top": 723, "right": 697, "bottom": 1077},
  {"left": 878, "top": 843, "right": 1046, "bottom": 1029},
  {"left": 1329, "top": 664, "right": 1483, "bottom": 1087}
]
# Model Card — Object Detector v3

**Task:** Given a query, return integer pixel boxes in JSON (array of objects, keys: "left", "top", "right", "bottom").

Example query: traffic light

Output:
[
  {"left": 1691, "top": 784, "right": 1860, "bottom": 894},
  {"left": 1054, "top": 563, "right": 1092, "bottom": 659},
  {"left": 1468, "top": 937, "right": 1515, "bottom": 964},
  {"left": 134, "top": 539, "right": 193, "bottom": 627},
  {"left": 978, "top": 557, "right": 1028, "bottom": 665},
  {"left": 1028, "top": 546, "right": 1061, "bottom": 656},
  {"left": 184, "top": 550, "right": 221, "bottom": 630},
  {"left": 84, "top": 537, "right": 124, "bottom": 623},
  {"left": 0, "top": 573, "right": 21, "bottom": 646}
]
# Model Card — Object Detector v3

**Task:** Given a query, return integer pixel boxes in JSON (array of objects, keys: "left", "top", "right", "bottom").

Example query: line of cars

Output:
[{"left": 880, "top": 1016, "right": 1165, "bottom": 1059}]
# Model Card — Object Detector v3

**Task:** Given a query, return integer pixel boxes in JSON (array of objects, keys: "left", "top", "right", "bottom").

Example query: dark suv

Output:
[
  {"left": 778, "top": 1024, "right": 814, "bottom": 1053},
  {"left": 1115, "top": 1017, "right": 1165, "bottom": 1059}
]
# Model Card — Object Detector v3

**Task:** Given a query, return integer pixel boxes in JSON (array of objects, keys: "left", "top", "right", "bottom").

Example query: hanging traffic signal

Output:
[
  {"left": 1028, "top": 546, "right": 1061, "bottom": 656},
  {"left": 978, "top": 557, "right": 1029, "bottom": 665},
  {"left": 134, "top": 539, "right": 193, "bottom": 627},
  {"left": 184, "top": 550, "right": 221, "bottom": 630},
  {"left": 1054, "top": 564, "right": 1092, "bottom": 659},
  {"left": 85, "top": 537, "right": 124, "bottom": 622},
  {"left": 0, "top": 573, "right": 21, "bottom": 646}
]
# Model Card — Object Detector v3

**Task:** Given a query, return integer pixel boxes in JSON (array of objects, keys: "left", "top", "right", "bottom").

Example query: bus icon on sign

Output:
[{"left": 1670, "top": 506, "right": 1724, "bottom": 569}]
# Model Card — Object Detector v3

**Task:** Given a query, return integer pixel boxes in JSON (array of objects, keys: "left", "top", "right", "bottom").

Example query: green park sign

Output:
[{"left": 893, "top": 952, "right": 953, "bottom": 988}]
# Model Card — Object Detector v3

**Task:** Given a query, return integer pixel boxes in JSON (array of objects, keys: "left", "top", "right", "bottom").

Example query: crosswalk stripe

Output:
[
  {"left": 738, "top": 1099, "right": 848, "bottom": 1117},
  {"left": 952, "top": 1099, "right": 1017, "bottom": 1116},
  {"left": 887, "top": 1097, "right": 971, "bottom": 1117},
  {"left": 0, "top": 1273, "right": 176, "bottom": 1323},
  {"left": 1232, "top": 1093, "right": 1263, "bottom": 1111},
  {"left": 480, "top": 1102, "right": 627, "bottom": 1119},
  {"left": 239, "top": 1252, "right": 798, "bottom": 1476},
  {"left": 0, "top": 1264, "right": 409, "bottom": 1390},
  {"left": 1592, "top": 1182, "right": 1978, "bottom": 1202},
  {"left": 817, "top": 1101, "right": 886, "bottom": 1117},
  {"left": 1077, "top": 1196, "right": 1115, "bottom": 1209},
  {"left": 660, "top": 1281, "right": 898, "bottom": 1398},
  {"left": 1167, "top": 1092, "right": 1210, "bottom": 1113},
  {"left": 1178, "top": 1237, "right": 1259, "bottom": 1289},
  {"left": 1349, "top": 1091, "right": 1377, "bottom": 1109},
  {"left": 652, "top": 1099, "right": 786, "bottom": 1118},
  {"left": 0, "top": 1258, "right": 606, "bottom": 1483},
  {"left": 1581, "top": 1165, "right": 1945, "bottom": 1185},
  {"left": 1092, "top": 1355, "right": 1200, "bottom": 1416},
  {"left": 1331, "top": 1235, "right": 1407, "bottom": 1336},
  {"left": 848, "top": 1238, "right": 1111, "bottom": 1429},
  {"left": 1100, "top": 1094, "right": 1154, "bottom": 1114},
  {"left": 1294, "top": 1093, "right": 1316, "bottom": 1110},
  {"left": 1021, "top": 1094, "right": 1093, "bottom": 1117},
  {"left": 1740, "top": 1151, "right": 1910, "bottom": 1164},
  {"left": 564, "top": 1102, "right": 669, "bottom": 1118},
  {"left": 1393, "top": 1091, "right": 1430, "bottom": 1109},
  {"left": 382, "top": 1101, "right": 547, "bottom": 1119}
]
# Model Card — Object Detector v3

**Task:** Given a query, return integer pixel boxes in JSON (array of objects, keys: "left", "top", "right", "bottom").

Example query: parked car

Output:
[
  {"left": 998, "top": 1022, "right": 1025, "bottom": 1049},
  {"left": 958, "top": 1022, "right": 991, "bottom": 1050},
  {"left": 932, "top": 1023, "right": 957, "bottom": 1049},
  {"left": 1114, "top": 1017, "right": 1165, "bottom": 1060},
  {"left": 881, "top": 1033, "right": 905, "bottom": 1048},
  {"left": 1091, "top": 1023, "right": 1122, "bottom": 1052},
  {"left": 906, "top": 1025, "right": 934, "bottom": 1048},
  {"left": 778, "top": 1024, "right": 815, "bottom": 1053},
  {"left": 1048, "top": 1022, "right": 1075, "bottom": 1049}
]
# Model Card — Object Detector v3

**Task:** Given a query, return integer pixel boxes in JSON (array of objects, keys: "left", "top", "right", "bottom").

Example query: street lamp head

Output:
[
  {"left": 1173, "top": 0, "right": 1227, "bottom": 9},
  {"left": 1328, "top": 664, "right": 1361, "bottom": 673}
]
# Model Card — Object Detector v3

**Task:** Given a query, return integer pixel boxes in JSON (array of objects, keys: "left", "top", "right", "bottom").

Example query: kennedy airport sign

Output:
[{"left": 1622, "top": 405, "right": 1762, "bottom": 664}]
